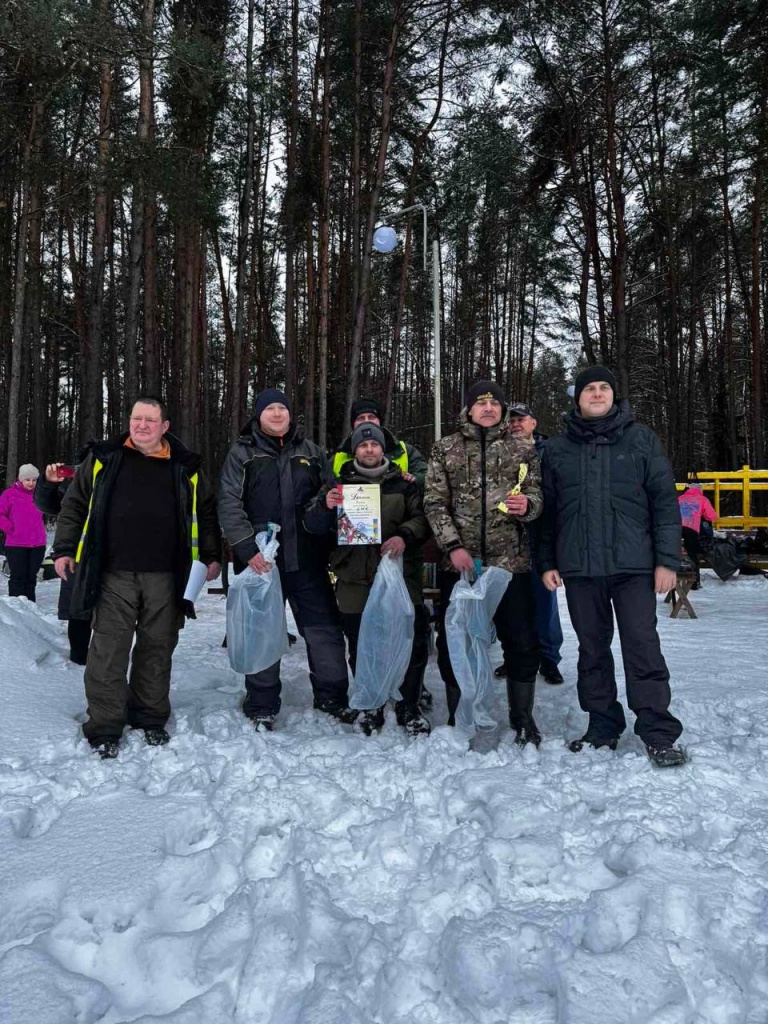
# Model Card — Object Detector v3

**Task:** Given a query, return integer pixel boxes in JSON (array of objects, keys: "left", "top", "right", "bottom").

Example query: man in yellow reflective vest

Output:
[
  {"left": 332, "top": 398, "right": 428, "bottom": 487},
  {"left": 52, "top": 397, "right": 221, "bottom": 759}
]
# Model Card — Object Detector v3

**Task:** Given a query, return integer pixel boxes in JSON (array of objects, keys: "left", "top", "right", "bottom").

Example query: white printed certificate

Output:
[{"left": 337, "top": 484, "right": 382, "bottom": 545}]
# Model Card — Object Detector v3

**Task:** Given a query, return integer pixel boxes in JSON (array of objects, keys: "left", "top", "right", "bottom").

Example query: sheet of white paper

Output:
[{"left": 183, "top": 559, "right": 208, "bottom": 602}]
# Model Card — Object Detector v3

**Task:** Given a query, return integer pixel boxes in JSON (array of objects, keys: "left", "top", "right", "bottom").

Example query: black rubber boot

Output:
[{"left": 506, "top": 679, "right": 541, "bottom": 747}]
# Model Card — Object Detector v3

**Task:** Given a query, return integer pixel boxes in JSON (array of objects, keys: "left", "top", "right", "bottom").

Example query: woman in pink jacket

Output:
[
  {"left": 0, "top": 464, "right": 47, "bottom": 601},
  {"left": 678, "top": 483, "right": 717, "bottom": 588}
]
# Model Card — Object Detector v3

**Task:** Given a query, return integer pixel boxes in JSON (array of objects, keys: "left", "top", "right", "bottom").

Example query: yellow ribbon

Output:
[{"left": 496, "top": 463, "right": 528, "bottom": 514}]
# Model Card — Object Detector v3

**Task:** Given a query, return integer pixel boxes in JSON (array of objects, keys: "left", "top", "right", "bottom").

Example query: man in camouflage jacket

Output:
[{"left": 424, "top": 380, "right": 544, "bottom": 744}]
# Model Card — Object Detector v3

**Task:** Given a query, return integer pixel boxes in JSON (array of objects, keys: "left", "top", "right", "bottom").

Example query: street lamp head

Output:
[{"left": 372, "top": 225, "right": 398, "bottom": 254}]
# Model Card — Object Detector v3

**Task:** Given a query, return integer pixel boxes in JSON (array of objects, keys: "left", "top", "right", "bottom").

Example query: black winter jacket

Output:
[
  {"left": 218, "top": 418, "right": 331, "bottom": 573},
  {"left": 537, "top": 402, "right": 681, "bottom": 577},
  {"left": 51, "top": 434, "right": 221, "bottom": 617}
]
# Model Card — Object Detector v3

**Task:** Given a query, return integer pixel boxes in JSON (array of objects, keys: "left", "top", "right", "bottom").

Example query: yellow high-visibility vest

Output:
[{"left": 332, "top": 440, "right": 408, "bottom": 477}]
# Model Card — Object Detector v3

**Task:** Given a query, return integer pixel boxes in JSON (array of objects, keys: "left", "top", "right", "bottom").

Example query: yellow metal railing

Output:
[{"left": 677, "top": 466, "right": 768, "bottom": 530}]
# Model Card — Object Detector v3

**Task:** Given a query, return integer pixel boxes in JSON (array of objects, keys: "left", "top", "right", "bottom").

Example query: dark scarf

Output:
[{"left": 565, "top": 400, "right": 633, "bottom": 444}]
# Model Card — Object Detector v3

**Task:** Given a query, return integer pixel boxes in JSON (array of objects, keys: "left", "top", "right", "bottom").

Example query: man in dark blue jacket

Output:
[
  {"left": 218, "top": 388, "right": 354, "bottom": 730},
  {"left": 537, "top": 367, "right": 685, "bottom": 767}
]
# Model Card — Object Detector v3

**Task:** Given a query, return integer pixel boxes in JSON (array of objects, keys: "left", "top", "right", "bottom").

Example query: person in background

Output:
[
  {"left": 0, "top": 464, "right": 47, "bottom": 602},
  {"left": 52, "top": 397, "right": 221, "bottom": 759},
  {"left": 502, "top": 401, "right": 564, "bottom": 685},
  {"left": 306, "top": 423, "right": 432, "bottom": 736},
  {"left": 218, "top": 388, "right": 355, "bottom": 731},
  {"left": 678, "top": 482, "right": 717, "bottom": 589},
  {"left": 537, "top": 366, "right": 685, "bottom": 768},
  {"left": 34, "top": 462, "right": 92, "bottom": 664},
  {"left": 424, "top": 380, "right": 544, "bottom": 745}
]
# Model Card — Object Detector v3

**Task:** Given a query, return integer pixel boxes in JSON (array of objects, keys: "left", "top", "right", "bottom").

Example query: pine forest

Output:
[{"left": 1, "top": 0, "right": 766, "bottom": 483}]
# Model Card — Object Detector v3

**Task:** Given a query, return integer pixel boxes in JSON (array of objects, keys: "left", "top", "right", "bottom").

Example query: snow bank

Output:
[{"left": 1, "top": 573, "right": 768, "bottom": 1022}]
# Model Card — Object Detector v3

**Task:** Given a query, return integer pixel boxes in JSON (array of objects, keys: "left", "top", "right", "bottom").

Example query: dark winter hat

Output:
[
  {"left": 350, "top": 397, "right": 383, "bottom": 427},
  {"left": 465, "top": 380, "right": 507, "bottom": 412},
  {"left": 253, "top": 388, "right": 292, "bottom": 423},
  {"left": 573, "top": 366, "right": 618, "bottom": 405},
  {"left": 351, "top": 423, "right": 386, "bottom": 453}
]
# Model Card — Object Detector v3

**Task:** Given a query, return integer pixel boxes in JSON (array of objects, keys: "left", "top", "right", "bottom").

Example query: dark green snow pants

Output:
[{"left": 82, "top": 571, "right": 183, "bottom": 744}]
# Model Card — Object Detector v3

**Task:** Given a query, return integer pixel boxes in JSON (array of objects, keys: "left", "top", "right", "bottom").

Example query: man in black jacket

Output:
[
  {"left": 52, "top": 398, "right": 221, "bottom": 759},
  {"left": 537, "top": 367, "right": 685, "bottom": 767},
  {"left": 218, "top": 388, "right": 354, "bottom": 730}
]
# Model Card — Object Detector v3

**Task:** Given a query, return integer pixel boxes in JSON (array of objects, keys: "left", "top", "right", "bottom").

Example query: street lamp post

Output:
[{"left": 372, "top": 204, "right": 441, "bottom": 440}]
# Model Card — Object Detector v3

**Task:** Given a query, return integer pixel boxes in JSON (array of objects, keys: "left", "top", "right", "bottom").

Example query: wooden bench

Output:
[{"left": 664, "top": 572, "right": 698, "bottom": 619}]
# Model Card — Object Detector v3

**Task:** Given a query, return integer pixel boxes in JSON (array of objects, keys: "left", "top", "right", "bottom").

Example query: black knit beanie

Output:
[
  {"left": 350, "top": 397, "right": 383, "bottom": 428},
  {"left": 465, "top": 380, "right": 506, "bottom": 412},
  {"left": 253, "top": 388, "right": 292, "bottom": 423},
  {"left": 573, "top": 366, "right": 618, "bottom": 405}
]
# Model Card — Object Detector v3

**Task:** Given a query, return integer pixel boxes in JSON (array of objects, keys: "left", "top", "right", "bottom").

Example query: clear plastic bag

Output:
[
  {"left": 445, "top": 566, "right": 512, "bottom": 737},
  {"left": 349, "top": 555, "right": 415, "bottom": 710},
  {"left": 226, "top": 524, "right": 289, "bottom": 674}
]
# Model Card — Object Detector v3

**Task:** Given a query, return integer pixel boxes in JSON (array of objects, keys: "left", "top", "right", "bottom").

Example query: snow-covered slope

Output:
[{"left": 1, "top": 573, "right": 767, "bottom": 1023}]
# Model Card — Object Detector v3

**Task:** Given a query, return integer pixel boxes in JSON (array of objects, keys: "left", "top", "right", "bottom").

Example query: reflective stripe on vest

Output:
[
  {"left": 332, "top": 440, "right": 408, "bottom": 477},
  {"left": 75, "top": 459, "right": 105, "bottom": 562},
  {"left": 189, "top": 472, "right": 199, "bottom": 562}
]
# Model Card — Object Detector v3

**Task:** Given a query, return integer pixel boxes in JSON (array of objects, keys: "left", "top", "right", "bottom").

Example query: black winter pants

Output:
[
  {"left": 244, "top": 567, "right": 348, "bottom": 717},
  {"left": 436, "top": 570, "right": 539, "bottom": 722},
  {"left": 682, "top": 527, "right": 702, "bottom": 583},
  {"left": 564, "top": 573, "right": 683, "bottom": 747},
  {"left": 341, "top": 603, "right": 431, "bottom": 710},
  {"left": 5, "top": 546, "right": 45, "bottom": 601}
]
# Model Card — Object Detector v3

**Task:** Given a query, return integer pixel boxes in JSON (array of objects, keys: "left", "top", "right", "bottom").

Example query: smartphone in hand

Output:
[{"left": 58, "top": 465, "right": 76, "bottom": 479}]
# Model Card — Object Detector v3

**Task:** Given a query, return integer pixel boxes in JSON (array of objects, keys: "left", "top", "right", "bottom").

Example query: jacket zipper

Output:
[{"left": 480, "top": 429, "right": 487, "bottom": 564}]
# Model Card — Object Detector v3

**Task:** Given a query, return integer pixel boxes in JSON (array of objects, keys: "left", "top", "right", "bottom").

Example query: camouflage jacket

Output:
[{"left": 424, "top": 412, "right": 542, "bottom": 572}]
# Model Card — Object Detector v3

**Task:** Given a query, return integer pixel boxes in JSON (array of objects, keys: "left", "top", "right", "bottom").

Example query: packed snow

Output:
[{"left": 1, "top": 571, "right": 768, "bottom": 1023}]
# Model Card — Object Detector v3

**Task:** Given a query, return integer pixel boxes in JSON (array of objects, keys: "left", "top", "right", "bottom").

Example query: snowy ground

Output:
[{"left": 1, "top": 571, "right": 768, "bottom": 1024}]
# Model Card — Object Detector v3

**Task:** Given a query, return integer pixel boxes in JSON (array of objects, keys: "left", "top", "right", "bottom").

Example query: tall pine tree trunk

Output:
[
  {"left": 124, "top": 0, "right": 156, "bottom": 411},
  {"left": 84, "top": 2, "right": 113, "bottom": 440}
]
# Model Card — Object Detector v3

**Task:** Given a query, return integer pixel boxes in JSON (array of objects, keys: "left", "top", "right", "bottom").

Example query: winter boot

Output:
[
  {"left": 506, "top": 678, "right": 541, "bottom": 747},
  {"left": 314, "top": 698, "right": 359, "bottom": 724},
  {"left": 569, "top": 733, "right": 618, "bottom": 753},
  {"left": 251, "top": 715, "right": 276, "bottom": 733},
  {"left": 359, "top": 706, "right": 385, "bottom": 736},
  {"left": 646, "top": 744, "right": 686, "bottom": 768},
  {"left": 539, "top": 657, "right": 564, "bottom": 685},
  {"left": 144, "top": 728, "right": 170, "bottom": 746},
  {"left": 395, "top": 701, "right": 431, "bottom": 737},
  {"left": 92, "top": 738, "right": 120, "bottom": 760}
]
